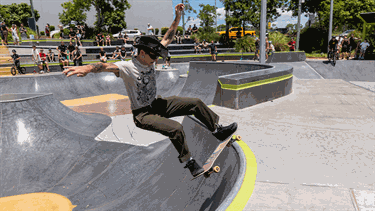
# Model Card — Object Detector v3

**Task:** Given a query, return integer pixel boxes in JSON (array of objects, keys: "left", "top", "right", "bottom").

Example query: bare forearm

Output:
[
  {"left": 161, "top": 16, "right": 181, "bottom": 47},
  {"left": 89, "top": 62, "right": 119, "bottom": 74}
]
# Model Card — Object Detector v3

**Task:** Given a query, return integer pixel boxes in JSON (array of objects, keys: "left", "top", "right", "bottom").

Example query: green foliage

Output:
[
  {"left": 0, "top": 3, "right": 40, "bottom": 27},
  {"left": 50, "top": 25, "right": 55, "bottom": 31},
  {"left": 191, "top": 31, "right": 220, "bottom": 42},
  {"left": 267, "top": 31, "right": 289, "bottom": 51},
  {"left": 155, "top": 28, "right": 159, "bottom": 35},
  {"left": 40, "top": 31, "right": 45, "bottom": 36},
  {"left": 217, "top": 24, "right": 226, "bottom": 32},
  {"left": 161, "top": 27, "right": 169, "bottom": 35},
  {"left": 299, "top": 27, "right": 328, "bottom": 53},
  {"left": 234, "top": 36, "right": 254, "bottom": 53},
  {"left": 58, "top": 0, "right": 88, "bottom": 26},
  {"left": 197, "top": 4, "right": 217, "bottom": 32},
  {"left": 177, "top": 26, "right": 183, "bottom": 35}
]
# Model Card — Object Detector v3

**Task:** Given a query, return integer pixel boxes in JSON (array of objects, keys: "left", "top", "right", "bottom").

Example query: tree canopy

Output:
[
  {"left": 197, "top": 4, "right": 217, "bottom": 32},
  {"left": 0, "top": 3, "right": 40, "bottom": 27},
  {"left": 58, "top": 0, "right": 88, "bottom": 26}
]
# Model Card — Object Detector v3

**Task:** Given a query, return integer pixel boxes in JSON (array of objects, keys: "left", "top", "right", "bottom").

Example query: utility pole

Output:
[
  {"left": 328, "top": 0, "right": 334, "bottom": 52},
  {"left": 259, "top": 0, "right": 267, "bottom": 64},
  {"left": 215, "top": 0, "right": 217, "bottom": 32},
  {"left": 296, "top": 0, "right": 302, "bottom": 51}
]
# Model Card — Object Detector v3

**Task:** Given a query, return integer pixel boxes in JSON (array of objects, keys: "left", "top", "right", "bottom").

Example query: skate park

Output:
[{"left": 0, "top": 45, "right": 375, "bottom": 210}]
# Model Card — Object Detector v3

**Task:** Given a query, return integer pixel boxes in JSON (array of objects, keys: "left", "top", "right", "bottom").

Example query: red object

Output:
[{"left": 288, "top": 41, "right": 296, "bottom": 50}]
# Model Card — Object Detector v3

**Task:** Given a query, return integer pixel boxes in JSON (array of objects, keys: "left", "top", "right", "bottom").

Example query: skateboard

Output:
[{"left": 192, "top": 135, "right": 242, "bottom": 180}]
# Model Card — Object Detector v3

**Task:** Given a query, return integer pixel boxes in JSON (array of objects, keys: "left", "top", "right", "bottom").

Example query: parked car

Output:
[
  {"left": 113, "top": 29, "right": 142, "bottom": 41},
  {"left": 340, "top": 30, "right": 355, "bottom": 37}
]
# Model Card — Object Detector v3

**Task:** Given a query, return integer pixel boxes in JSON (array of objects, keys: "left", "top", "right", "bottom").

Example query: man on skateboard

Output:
[{"left": 63, "top": 4, "right": 237, "bottom": 177}]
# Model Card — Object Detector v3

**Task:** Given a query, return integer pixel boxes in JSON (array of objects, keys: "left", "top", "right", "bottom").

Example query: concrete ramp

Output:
[{"left": 0, "top": 93, "right": 242, "bottom": 210}]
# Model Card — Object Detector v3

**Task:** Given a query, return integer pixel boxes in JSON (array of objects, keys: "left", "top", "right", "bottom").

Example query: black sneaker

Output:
[
  {"left": 212, "top": 122, "right": 238, "bottom": 141},
  {"left": 184, "top": 159, "right": 204, "bottom": 177}
]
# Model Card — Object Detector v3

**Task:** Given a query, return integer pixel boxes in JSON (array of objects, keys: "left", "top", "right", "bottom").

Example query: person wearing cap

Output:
[
  {"left": 8, "top": 49, "right": 22, "bottom": 74},
  {"left": 147, "top": 23, "right": 154, "bottom": 35},
  {"left": 47, "top": 48, "right": 55, "bottom": 62},
  {"left": 39, "top": 49, "right": 50, "bottom": 73},
  {"left": 267, "top": 41, "right": 275, "bottom": 59},
  {"left": 63, "top": 3, "right": 237, "bottom": 178}
]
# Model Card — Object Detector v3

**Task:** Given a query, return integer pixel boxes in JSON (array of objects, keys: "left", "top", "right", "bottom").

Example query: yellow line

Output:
[
  {"left": 226, "top": 140, "right": 257, "bottom": 211},
  {"left": 61, "top": 94, "right": 128, "bottom": 107}
]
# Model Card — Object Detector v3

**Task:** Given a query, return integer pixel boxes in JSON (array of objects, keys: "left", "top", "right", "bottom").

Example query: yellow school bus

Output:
[{"left": 216, "top": 27, "right": 256, "bottom": 39}]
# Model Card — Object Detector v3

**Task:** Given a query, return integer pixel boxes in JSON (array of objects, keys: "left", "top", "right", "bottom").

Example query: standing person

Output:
[
  {"left": 11, "top": 24, "right": 20, "bottom": 46},
  {"left": 99, "top": 47, "right": 107, "bottom": 62},
  {"left": 47, "top": 48, "right": 55, "bottom": 62},
  {"left": 76, "top": 29, "right": 82, "bottom": 46},
  {"left": 45, "top": 23, "right": 50, "bottom": 37},
  {"left": 1, "top": 22, "right": 9, "bottom": 45},
  {"left": 163, "top": 51, "right": 171, "bottom": 68},
  {"left": 130, "top": 44, "right": 137, "bottom": 58},
  {"left": 31, "top": 45, "right": 44, "bottom": 73},
  {"left": 340, "top": 36, "right": 350, "bottom": 60},
  {"left": 67, "top": 42, "right": 75, "bottom": 61},
  {"left": 72, "top": 46, "right": 82, "bottom": 66},
  {"left": 192, "top": 24, "right": 198, "bottom": 34},
  {"left": 359, "top": 39, "right": 370, "bottom": 60},
  {"left": 209, "top": 40, "right": 217, "bottom": 61},
  {"left": 19, "top": 23, "right": 27, "bottom": 40},
  {"left": 59, "top": 25, "right": 64, "bottom": 39},
  {"left": 349, "top": 34, "right": 356, "bottom": 59},
  {"left": 147, "top": 23, "right": 154, "bottom": 35},
  {"left": 288, "top": 37, "right": 296, "bottom": 51},
  {"left": 39, "top": 49, "right": 50, "bottom": 72},
  {"left": 63, "top": 3, "right": 238, "bottom": 177},
  {"left": 120, "top": 45, "right": 127, "bottom": 61},
  {"left": 57, "top": 41, "right": 69, "bottom": 67},
  {"left": 111, "top": 46, "right": 120, "bottom": 60},
  {"left": 268, "top": 41, "right": 275, "bottom": 56},
  {"left": 254, "top": 37, "right": 260, "bottom": 61}
]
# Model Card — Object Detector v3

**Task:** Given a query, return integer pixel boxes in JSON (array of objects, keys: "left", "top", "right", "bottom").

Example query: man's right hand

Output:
[{"left": 63, "top": 65, "right": 92, "bottom": 77}]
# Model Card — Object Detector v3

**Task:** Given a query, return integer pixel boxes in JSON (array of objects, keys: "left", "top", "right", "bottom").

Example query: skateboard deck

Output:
[{"left": 192, "top": 135, "right": 241, "bottom": 180}]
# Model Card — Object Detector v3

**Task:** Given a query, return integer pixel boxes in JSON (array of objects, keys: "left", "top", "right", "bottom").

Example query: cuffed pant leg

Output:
[{"left": 133, "top": 112, "right": 191, "bottom": 163}]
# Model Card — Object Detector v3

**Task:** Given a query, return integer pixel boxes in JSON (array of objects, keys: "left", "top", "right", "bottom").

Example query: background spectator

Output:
[
  {"left": 96, "top": 32, "right": 104, "bottom": 46},
  {"left": 69, "top": 28, "right": 77, "bottom": 44},
  {"left": 80, "top": 25, "right": 86, "bottom": 39},
  {"left": 73, "top": 46, "right": 82, "bottom": 66},
  {"left": 99, "top": 47, "right": 107, "bottom": 62},
  {"left": 59, "top": 25, "right": 64, "bottom": 39},
  {"left": 185, "top": 25, "right": 192, "bottom": 39},
  {"left": 45, "top": 23, "right": 50, "bottom": 37},
  {"left": 47, "top": 48, "right": 55, "bottom": 62},
  {"left": 111, "top": 46, "right": 120, "bottom": 60},
  {"left": 9, "top": 49, "right": 21, "bottom": 74},
  {"left": 11, "top": 24, "right": 19, "bottom": 46},
  {"left": 67, "top": 42, "right": 75, "bottom": 61},
  {"left": 254, "top": 37, "right": 260, "bottom": 60},
  {"left": 175, "top": 30, "right": 182, "bottom": 44},
  {"left": 192, "top": 24, "right": 198, "bottom": 34},
  {"left": 105, "top": 34, "right": 111, "bottom": 46},
  {"left": 57, "top": 41, "right": 69, "bottom": 67},
  {"left": 39, "top": 49, "right": 50, "bottom": 72},
  {"left": 164, "top": 51, "right": 171, "bottom": 68},
  {"left": 1, "top": 22, "right": 9, "bottom": 45},
  {"left": 359, "top": 39, "right": 370, "bottom": 60},
  {"left": 288, "top": 38, "right": 296, "bottom": 51},
  {"left": 130, "top": 44, "right": 137, "bottom": 58},
  {"left": 147, "top": 23, "right": 154, "bottom": 35},
  {"left": 31, "top": 45, "right": 44, "bottom": 73},
  {"left": 20, "top": 23, "right": 27, "bottom": 40},
  {"left": 194, "top": 39, "right": 201, "bottom": 54},
  {"left": 76, "top": 29, "right": 82, "bottom": 46},
  {"left": 123, "top": 32, "right": 129, "bottom": 44},
  {"left": 120, "top": 45, "right": 127, "bottom": 61},
  {"left": 201, "top": 39, "right": 208, "bottom": 52},
  {"left": 349, "top": 34, "right": 357, "bottom": 59},
  {"left": 209, "top": 40, "right": 217, "bottom": 61}
]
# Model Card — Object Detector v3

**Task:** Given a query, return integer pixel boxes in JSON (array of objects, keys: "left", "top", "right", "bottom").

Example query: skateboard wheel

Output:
[
  {"left": 213, "top": 166, "right": 220, "bottom": 173},
  {"left": 236, "top": 135, "right": 242, "bottom": 141}
]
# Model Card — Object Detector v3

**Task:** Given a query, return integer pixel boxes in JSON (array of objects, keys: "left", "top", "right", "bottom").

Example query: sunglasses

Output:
[{"left": 147, "top": 51, "right": 158, "bottom": 60}]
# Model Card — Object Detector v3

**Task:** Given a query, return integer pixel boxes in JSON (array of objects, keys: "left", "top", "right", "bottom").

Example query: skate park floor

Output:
[{"left": 1, "top": 59, "right": 374, "bottom": 210}]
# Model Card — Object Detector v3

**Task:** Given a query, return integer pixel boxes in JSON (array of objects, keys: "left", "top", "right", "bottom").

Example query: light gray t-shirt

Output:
[{"left": 115, "top": 57, "right": 157, "bottom": 110}]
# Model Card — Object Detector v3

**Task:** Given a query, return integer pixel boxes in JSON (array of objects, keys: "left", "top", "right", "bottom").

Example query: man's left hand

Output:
[{"left": 175, "top": 3, "right": 184, "bottom": 16}]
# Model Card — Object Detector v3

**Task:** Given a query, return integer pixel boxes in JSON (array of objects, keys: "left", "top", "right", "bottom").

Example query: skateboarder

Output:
[{"left": 63, "top": 3, "right": 237, "bottom": 177}]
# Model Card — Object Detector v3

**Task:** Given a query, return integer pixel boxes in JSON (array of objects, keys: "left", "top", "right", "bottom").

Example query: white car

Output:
[
  {"left": 340, "top": 30, "right": 355, "bottom": 37},
  {"left": 113, "top": 29, "right": 142, "bottom": 41}
]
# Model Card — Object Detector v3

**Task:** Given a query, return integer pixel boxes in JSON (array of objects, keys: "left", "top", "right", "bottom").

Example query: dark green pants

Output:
[{"left": 132, "top": 96, "right": 219, "bottom": 163}]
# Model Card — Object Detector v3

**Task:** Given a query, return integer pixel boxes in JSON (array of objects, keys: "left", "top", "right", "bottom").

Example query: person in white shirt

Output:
[
  {"left": 147, "top": 23, "right": 154, "bottom": 35},
  {"left": 62, "top": 3, "right": 237, "bottom": 178},
  {"left": 359, "top": 39, "right": 370, "bottom": 60},
  {"left": 31, "top": 45, "right": 44, "bottom": 73}
]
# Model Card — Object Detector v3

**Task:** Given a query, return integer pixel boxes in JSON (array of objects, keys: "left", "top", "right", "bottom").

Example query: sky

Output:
[{"left": 172, "top": 0, "right": 309, "bottom": 29}]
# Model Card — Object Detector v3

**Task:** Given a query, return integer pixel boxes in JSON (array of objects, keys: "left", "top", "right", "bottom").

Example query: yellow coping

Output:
[
  {"left": 0, "top": 192, "right": 76, "bottom": 211},
  {"left": 226, "top": 140, "right": 257, "bottom": 211},
  {"left": 61, "top": 94, "right": 128, "bottom": 107}
]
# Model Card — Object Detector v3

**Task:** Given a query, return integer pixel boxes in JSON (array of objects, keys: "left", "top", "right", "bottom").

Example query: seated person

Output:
[
  {"left": 99, "top": 47, "right": 107, "bottom": 62},
  {"left": 175, "top": 31, "right": 182, "bottom": 44},
  {"left": 47, "top": 48, "right": 55, "bottom": 62},
  {"left": 194, "top": 39, "right": 201, "bottom": 54},
  {"left": 8, "top": 49, "right": 22, "bottom": 74},
  {"left": 200, "top": 40, "right": 208, "bottom": 51},
  {"left": 192, "top": 24, "right": 198, "bottom": 34},
  {"left": 67, "top": 42, "right": 75, "bottom": 61},
  {"left": 72, "top": 46, "right": 82, "bottom": 66},
  {"left": 111, "top": 46, "right": 120, "bottom": 60},
  {"left": 105, "top": 34, "right": 111, "bottom": 46},
  {"left": 38, "top": 49, "right": 50, "bottom": 72},
  {"left": 96, "top": 33, "right": 104, "bottom": 46},
  {"left": 130, "top": 45, "right": 137, "bottom": 58},
  {"left": 118, "top": 32, "right": 124, "bottom": 42},
  {"left": 185, "top": 25, "right": 192, "bottom": 39},
  {"left": 31, "top": 45, "right": 44, "bottom": 73},
  {"left": 359, "top": 39, "right": 370, "bottom": 60},
  {"left": 69, "top": 28, "right": 77, "bottom": 43},
  {"left": 120, "top": 45, "right": 127, "bottom": 61},
  {"left": 57, "top": 41, "right": 69, "bottom": 67},
  {"left": 123, "top": 32, "right": 129, "bottom": 44}
]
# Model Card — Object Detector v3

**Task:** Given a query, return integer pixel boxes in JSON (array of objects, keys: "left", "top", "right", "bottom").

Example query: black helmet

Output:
[{"left": 12, "top": 49, "right": 16, "bottom": 53}]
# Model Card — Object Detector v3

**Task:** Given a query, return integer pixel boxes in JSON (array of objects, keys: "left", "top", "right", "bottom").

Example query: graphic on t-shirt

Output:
[{"left": 136, "top": 69, "right": 156, "bottom": 104}]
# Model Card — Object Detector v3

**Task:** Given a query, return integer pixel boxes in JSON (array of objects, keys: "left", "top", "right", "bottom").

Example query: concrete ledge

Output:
[{"left": 266, "top": 51, "right": 306, "bottom": 63}]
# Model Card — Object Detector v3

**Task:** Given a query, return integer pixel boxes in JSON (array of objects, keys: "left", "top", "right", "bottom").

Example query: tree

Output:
[
  {"left": 217, "top": 24, "right": 226, "bottom": 32},
  {"left": 59, "top": 0, "right": 131, "bottom": 33},
  {"left": 58, "top": 0, "right": 88, "bottom": 26},
  {"left": 0, "top": 3, "right": 40, "bottom": 27},
  {"left": 197, "top": 4, "right": 217, "bottom": 33}
]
